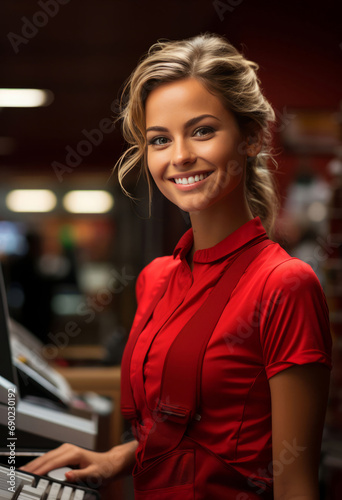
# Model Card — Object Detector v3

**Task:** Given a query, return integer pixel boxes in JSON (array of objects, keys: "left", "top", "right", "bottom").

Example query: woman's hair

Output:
[{"left": 114, "top": 33, "right": 279, "bottom": 236}]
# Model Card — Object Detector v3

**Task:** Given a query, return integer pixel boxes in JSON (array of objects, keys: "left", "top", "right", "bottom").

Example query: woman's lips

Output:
[{"left": 171, "top": 171, "right": 214, "bottom": 190}]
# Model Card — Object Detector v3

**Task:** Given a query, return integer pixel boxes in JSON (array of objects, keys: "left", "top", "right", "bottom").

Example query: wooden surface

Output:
[
  {"left": 55, "top": 365, "right": 124, "bottom": 449},
  {"left": 55, "top": 345, "right": 106, "bottom": 361}
]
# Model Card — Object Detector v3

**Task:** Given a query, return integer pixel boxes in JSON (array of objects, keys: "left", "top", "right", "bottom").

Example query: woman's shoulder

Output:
[
  {"left": 135, "top": 255, "right": 178, "bottom": 302},
  {"left": 140, "top": 255, "right": 176, "bottom": 279},
  {"left": 257, "top": 242, "right": 325, "bottom": 300}
]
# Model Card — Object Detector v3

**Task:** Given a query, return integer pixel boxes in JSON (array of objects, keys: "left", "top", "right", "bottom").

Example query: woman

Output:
[{"left": 22, "top": 33, "right": 332, "bottom": 499}]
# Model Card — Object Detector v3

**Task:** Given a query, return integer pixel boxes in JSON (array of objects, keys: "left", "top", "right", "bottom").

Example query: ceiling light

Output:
[
  {"left": 0, "top": 89, "right": 54, "bottom": 108},
  {"left": 63, "top": 190, "right": 114, "bottom": 214},
  {"left": 6, "top": 189, "right": 57, "bottom": 212}
]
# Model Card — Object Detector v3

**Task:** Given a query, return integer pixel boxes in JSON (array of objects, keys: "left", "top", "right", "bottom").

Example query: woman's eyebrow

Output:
[
  {"left": 185, "top": 114, "right": 221, "bottom": 129},
  {"left": 146, "top": 114, "right": 221, "bottom": 133}
]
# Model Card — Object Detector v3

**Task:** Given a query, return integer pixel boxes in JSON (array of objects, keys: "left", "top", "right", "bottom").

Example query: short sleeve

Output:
[
  {"left": 259, "top": 258, "right": 333, "bottom": 379},
  {"left": 130, "top": 256, "right": 176, "bottom": 331}
]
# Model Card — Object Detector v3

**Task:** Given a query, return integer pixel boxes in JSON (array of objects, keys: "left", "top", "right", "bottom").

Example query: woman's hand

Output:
[{"left": 20, "top": 440, "right": 138, "bottom": 486}]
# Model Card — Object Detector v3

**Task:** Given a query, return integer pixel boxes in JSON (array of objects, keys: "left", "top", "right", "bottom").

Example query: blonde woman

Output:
[{"left": 23, "top": 33, "right": 332, "bottom": 499}]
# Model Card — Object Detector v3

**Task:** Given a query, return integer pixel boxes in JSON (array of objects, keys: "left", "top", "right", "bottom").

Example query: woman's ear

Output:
[{"left": 245, "top": 127, "right": 263, "bottom": 157}]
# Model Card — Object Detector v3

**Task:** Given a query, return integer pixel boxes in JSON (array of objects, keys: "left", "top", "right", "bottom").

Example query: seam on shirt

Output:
[{"left": 234, "top": 367, "right": 266, "bottom": 461}]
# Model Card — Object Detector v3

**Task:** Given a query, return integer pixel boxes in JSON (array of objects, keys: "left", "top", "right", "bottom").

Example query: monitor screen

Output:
[{"left": 0, "top": 263, "right": 97, "bottom": 449}]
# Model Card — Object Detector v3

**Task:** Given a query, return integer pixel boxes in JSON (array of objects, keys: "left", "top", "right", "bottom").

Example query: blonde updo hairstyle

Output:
[{"left": 115, "top": 33, "right": 279, "bottom": 236}]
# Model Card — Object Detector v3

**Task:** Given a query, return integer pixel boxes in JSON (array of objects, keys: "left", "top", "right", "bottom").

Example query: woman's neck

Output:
[{"left": 187, "top": 194, "right": 254, "bottom": 267}]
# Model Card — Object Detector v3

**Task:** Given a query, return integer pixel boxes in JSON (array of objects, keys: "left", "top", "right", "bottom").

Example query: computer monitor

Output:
[
  {"left": 0, "top": 263, "right": 97, "bottom": 450},
  {"left": 0, "top": 263, "right": 17, "bottom": 390}
]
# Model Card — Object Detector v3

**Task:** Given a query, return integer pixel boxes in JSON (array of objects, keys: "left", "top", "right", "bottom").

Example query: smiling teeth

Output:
[{"left": 174, "top": 173, "right": 210, "bottom": 185}]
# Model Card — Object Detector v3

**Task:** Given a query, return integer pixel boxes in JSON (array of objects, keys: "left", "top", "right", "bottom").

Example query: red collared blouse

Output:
[{"left": 128, "top": 217, "right": 332, "bottom": 488}]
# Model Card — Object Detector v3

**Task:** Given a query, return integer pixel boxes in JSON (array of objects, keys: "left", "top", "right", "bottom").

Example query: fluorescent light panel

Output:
[
  {"left": 0, "top": 89, "right": 53, "bottom": 107},
  {"left": 63, "top": 190, "right": 114, "bottom": 214},
  {"left": 6, "top": 190, "right": 57, "bottom": 213}
]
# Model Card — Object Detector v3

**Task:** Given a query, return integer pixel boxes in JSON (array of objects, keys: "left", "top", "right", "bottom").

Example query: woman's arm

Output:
[
  {"left": 20, "top": 439, "right": 138, "bottom": 485},
  {"left": 269, "top": 363, "right": 330, "bottom": 500}
]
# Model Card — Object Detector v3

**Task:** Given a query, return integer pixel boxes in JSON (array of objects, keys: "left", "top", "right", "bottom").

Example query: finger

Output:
[
  {"left": 20, "top": 448, "right": 68, "bottom": 472},
  {"left": 29, "top": 454, "right": 82, "bottom": 476},
  {"left": 65, "top": 457, "right": 117, "bottom": 488},
  {"left": 21, "top": 446, "right": 82, "bottom": 475},
  {"left": 65, "top": 464, "right": 107, "bottom": 489},
  {"left": 65, "top": 465, "right": 97, "bottom": 483}
]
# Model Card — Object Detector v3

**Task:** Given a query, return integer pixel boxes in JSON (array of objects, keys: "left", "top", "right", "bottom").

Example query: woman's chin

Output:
[{"left": 174, "top": 199, "right": 210, "bottom": 215}]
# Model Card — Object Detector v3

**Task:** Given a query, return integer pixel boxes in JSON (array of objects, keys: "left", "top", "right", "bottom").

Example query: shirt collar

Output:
[{"left": 173, "top": 217, "right": 267, "bottom": 263}]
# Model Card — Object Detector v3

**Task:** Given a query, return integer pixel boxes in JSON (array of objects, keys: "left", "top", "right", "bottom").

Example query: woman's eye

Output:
[
  {"left": 148, "top": 136, "right": 169, "bottom": 146},
  {"left": 194, "top": 126, "right": 214, "bottom": 137}
]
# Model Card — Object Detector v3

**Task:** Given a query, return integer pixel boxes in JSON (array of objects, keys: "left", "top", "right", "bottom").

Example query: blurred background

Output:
[{"left": 0, "top": 0, "right": 342, "bottom": 497}]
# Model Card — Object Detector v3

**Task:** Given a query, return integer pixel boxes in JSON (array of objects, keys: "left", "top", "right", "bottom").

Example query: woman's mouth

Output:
[{"left": 173, "top": 171, "right": 213, "bottom": 185}]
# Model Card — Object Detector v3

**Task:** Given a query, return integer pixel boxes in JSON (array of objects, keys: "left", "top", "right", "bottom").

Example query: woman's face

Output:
[{"left": 145, "top": 77, "right": 248, "bottom": 215}]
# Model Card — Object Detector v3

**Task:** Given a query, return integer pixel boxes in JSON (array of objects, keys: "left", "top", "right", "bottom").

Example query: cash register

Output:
[{"left": 0, "top": 263, "right": 101, "bottom": 499}]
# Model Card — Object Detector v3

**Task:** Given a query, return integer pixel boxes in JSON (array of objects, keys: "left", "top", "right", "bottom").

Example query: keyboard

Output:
[{"left": 0, "top": 464, "right": 100, "bottom": 499}]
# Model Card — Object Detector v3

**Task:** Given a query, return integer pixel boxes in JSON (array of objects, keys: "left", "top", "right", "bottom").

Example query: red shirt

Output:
[{"left": 129, "top": 217, "right": 332, "bottom": 487}]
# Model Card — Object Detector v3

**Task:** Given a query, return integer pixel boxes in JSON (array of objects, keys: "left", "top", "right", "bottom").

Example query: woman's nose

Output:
[{"left": 171, "top": 139, "right": 196, "bottom": 167}]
